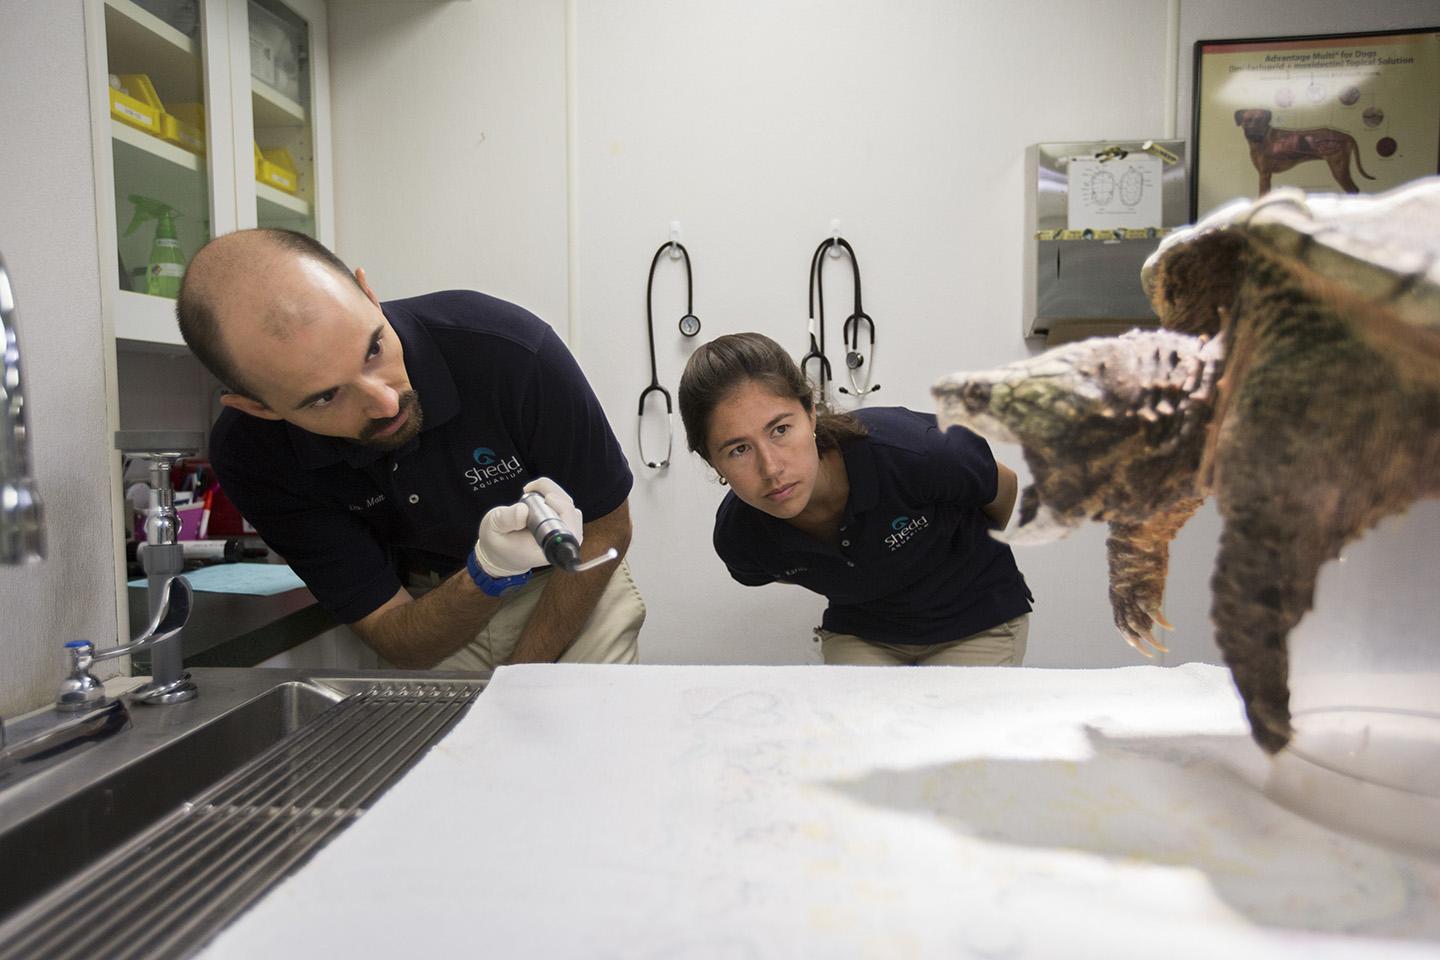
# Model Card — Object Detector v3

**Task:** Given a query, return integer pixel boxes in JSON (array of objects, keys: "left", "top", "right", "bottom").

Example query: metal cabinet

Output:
[{"left": 1023, "top": 140, "right": 1188, "bottom": 344}]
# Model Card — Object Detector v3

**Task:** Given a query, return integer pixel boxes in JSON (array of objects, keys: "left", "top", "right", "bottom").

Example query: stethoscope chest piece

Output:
[
  {"left": 839, "top": 309, "right": 878, "bottom": 395},
  {"left": 679, "top": 313, "right": 701, "bottom": 337}
]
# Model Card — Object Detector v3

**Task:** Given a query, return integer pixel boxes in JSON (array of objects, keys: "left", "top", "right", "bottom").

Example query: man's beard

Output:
[{"left": 359, "top": 389, "right": 423, "bottom": 449}]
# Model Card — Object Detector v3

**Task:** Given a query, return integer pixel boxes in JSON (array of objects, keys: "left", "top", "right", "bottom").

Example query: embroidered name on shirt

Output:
[
  {"left": 884, "top": 515, "right": 930, "bottom": 551},
  {"left": 464, "top": 446, "right": 525, "bottom": 490},
  {"left": 348, "top": 493, "right": 387, "bottom": 512},
  {"left": 780, "top": 566, "right": 809, "bottom": 578}
]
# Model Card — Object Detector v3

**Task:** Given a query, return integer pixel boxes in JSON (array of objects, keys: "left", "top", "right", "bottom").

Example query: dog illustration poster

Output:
[{"left": 1192, "top": 29, "right": 1439, "bottom": 218}]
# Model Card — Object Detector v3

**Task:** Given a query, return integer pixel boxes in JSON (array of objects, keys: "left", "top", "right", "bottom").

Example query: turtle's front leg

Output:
[
  {"left": 1106, "top": 495, "right": 1205, "bottom": 656},
  {"left": 1208, "top": 503, "right": 1319, "bottom": 753}
]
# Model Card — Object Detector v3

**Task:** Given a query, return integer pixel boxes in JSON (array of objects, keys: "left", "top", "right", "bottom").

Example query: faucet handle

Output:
[{"left": 56, "top": 640, "right": 108, "bottom": 713}]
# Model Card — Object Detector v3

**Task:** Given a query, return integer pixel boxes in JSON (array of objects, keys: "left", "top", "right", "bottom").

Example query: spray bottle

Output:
[{"left": 124, "top": 195, "right": 185, "bottom": 298}]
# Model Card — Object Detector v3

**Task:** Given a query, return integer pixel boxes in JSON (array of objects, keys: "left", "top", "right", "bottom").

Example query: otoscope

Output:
[{"left": 521, "top": 491, "right": 619, "bottom": 573}]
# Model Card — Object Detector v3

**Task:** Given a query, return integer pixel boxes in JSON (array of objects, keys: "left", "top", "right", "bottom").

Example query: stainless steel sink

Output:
[{"left": 0, "top": 667, "right": 484, "bottom": 959}]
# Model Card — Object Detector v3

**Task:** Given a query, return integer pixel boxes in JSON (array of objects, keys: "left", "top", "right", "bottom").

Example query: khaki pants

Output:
[
  {"left": 413, "top": 559, "right": 645, "bottom": 674},
  {"left": 818, "top": 614, "right": 1029, "bottom": 666}
]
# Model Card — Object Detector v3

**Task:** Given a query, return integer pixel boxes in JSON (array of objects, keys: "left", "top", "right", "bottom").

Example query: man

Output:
[{"left": 177, "top": 229, "right": 644, "bottom": 670}]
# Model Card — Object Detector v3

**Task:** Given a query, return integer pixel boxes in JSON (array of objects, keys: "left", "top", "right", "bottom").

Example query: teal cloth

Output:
[{"left": 128, "top": 563, "right": 307, "bottom": 596}]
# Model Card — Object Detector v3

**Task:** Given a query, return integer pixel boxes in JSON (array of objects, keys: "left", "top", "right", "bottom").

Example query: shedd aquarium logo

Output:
[
  {"left": 464, "top": 446, "right": 524, "bottom": 490},
  {"left": 884, "top": 514, "right": 929, "bottom": 551}
]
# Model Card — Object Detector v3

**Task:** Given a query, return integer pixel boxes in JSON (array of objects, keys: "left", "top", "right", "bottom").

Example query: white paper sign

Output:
[{"left": 1067, "top": 153, "right": 1163, "bottom": 230}]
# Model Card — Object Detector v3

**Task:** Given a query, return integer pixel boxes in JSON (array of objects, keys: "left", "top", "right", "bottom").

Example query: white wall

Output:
[
  {"left": 326, "top": 0, "right": 569, "bottom": 324},
  {"left": 329, "top": 1, "right": 1438, "bottom": 670},
  {"left": 0, "top": 1, "right": 122, "bottom": 716}
]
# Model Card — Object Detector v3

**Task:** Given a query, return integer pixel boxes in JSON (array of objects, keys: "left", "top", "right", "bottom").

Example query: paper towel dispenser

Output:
[{"left": 1024, "top": 139, "right": 1188, "bottom": 343}]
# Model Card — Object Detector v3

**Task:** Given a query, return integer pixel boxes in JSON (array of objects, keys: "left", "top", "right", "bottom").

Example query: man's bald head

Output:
[{"left": 176, "top": 229, "right": 363, "bottom": 399}]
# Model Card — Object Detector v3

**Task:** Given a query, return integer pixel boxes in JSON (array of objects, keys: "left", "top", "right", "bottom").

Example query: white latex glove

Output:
[
  {"left": 472, "top": 477, "right": 584, "bottom": 577},
  {"left": 522, "top": 476, "right": 584, "bottom": 545}
]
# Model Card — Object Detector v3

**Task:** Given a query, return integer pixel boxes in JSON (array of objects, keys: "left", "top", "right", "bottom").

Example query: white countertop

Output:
[{"left": 199, "top": 663, "right": 1440, "bottom": 959}]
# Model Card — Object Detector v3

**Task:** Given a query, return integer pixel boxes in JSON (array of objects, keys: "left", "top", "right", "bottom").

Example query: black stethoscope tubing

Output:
[
  {"left": 638, "top": 241, "right": 701, "bottom": 469},
  {"left": 804, "top": 237, "right": 878, "bottom": 399},
  {"left": 802, "top": 238, "right": 835, "bottom": 395}
]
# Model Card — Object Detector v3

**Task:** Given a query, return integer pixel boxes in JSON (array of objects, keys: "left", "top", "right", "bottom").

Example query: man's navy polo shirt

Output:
[
  {"left": 210, "top": 290, "right": 632, "bottom": 624},
  {"left": 713, "top": 406, "right": 1032, "bottom": 645}
]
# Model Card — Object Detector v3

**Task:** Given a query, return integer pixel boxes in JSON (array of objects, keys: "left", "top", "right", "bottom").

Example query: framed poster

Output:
[{"left": 1191, "top": 28, "right": 1440, "bottom": 219}]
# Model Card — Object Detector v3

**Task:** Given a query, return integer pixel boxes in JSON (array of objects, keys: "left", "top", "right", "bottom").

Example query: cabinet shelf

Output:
[
  {"left": 112, "top": 117, "right": 209, "bottom": 249},
  {"left": 115, "top": 290, "right": 185, "bottom": 346},
  {"left": 103, "top": 0, "right": 203, "bottom": 105},
  {"left": 113, "top": 119, "right": 312, "bottom": 220},
  {"left": 253, "top": 79, "right": 307, "bottom": 127},
  {"left": 111, "top": 119, "right": 207, "bottom": 326},
  {"left": 111, "top": 116, "right": 208, "bottom": 237},
  {"left": 258, "top": 182, "right": 311, "bottom": 218},
  {"left": 112, "top": 117, "right": 203, "bottom": 174}
]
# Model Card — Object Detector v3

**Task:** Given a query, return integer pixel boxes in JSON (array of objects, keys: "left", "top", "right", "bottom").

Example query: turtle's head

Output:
[
  {"left": 932, "top": 371, "right": 1023, "bottom": 445},
  {"left": 935, "top": 349, "right": 1114, "bottom": 450}
]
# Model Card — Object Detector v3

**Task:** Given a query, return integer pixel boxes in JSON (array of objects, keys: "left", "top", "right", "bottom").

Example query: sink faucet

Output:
[
  {"left": 0, "top": 577, "right": 195, "bottom": 776},
  {"left": 0, "top": 254, "right": 45, "bottom": 566},
  {"left": 0, "top": 253, "right": 47, "bottom": 757},
  {"left": 57, "top": 575, "right": 195, "bottom": 710},
  {"left": 115, "top": 433, "right": 204, "bottom": 705}
]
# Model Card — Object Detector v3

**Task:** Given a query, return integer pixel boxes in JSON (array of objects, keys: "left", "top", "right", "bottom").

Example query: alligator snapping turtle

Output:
[{"left": 933, "top": 178, "right": 1440, "bottom": 753}]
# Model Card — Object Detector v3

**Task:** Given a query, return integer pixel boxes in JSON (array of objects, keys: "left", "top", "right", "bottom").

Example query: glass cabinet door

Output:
[
  {"left": 103, "top": 0, "right": 214, "bottom": 302},
  {"left": 246, "top": 0, "right": 318, "bottom": 238}
]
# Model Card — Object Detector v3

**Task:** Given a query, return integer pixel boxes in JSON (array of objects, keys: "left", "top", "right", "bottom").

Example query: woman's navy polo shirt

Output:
[
  {"left": 209, "top": 290, "right": 632, "bottom": 624},
  {"left": 712, "top": 406, "right": 1032, "bottom": 645}
]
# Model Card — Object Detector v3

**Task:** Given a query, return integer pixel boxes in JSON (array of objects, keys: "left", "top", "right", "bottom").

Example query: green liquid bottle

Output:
[{"left": 124, "top": 195, "right": 185, "bottom": 299}]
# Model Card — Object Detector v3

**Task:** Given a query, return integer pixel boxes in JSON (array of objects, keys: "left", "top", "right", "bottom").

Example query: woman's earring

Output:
[{"left": 718, "top": 475, "right": 729, "bottom": 486}]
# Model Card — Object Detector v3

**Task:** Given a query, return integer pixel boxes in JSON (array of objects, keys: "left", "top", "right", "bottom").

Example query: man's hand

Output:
[
  {"left": 358, "top": 499, "right": 630, "bottom": 669},
  {"left": 473, "top": 477, "right": 584, "bottom": 576},
  {"left": 506, "top": 499, "right": 631, "bottom": 664}
]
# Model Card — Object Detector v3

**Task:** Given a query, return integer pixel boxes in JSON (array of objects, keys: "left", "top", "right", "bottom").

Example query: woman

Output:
[{"left": 678, "top": 333, "right": 1032, "bottom": 666}]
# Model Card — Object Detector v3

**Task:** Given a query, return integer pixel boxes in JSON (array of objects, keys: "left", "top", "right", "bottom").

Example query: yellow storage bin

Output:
[
  {"left": 109, "top": 74, "right": 163, "bottom": 135},
  {"left": 254, "top": 144, "right": 298, "bottom": 194},
  {"left": 162, "top": 102, "right": 206, "bottom": 156}
]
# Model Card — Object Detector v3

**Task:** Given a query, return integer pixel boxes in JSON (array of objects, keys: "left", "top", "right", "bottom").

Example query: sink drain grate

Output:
[{"left": 0, "top": 680, "right": 481, "bottom": 960}]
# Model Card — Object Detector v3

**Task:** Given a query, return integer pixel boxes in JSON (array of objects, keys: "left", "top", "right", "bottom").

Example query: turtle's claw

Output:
[{"left": 1122, "top": 627, "right": 1159, "bottom": 658}]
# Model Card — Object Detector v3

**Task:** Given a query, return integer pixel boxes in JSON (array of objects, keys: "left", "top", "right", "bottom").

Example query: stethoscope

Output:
[
  {"left": 803, "top": 237, "right": 879, "bottom": 400},
  {"left": 638, "top": 241, "right": 702, "bottom": 469}
]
